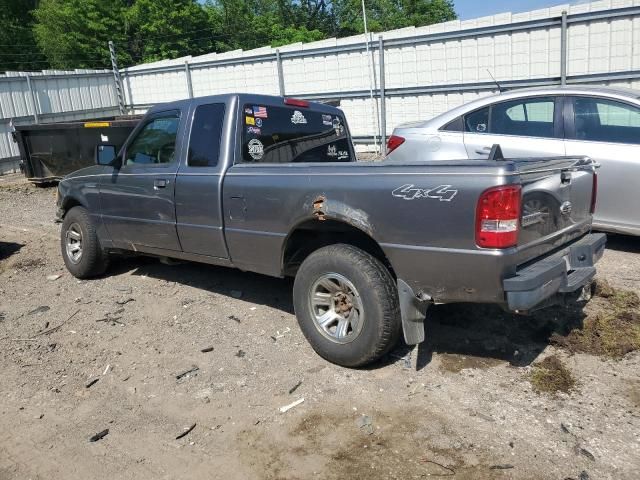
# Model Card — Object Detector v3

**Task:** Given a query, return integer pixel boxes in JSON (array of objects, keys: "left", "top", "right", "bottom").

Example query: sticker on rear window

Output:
[
  {"left": 291, "top": 110, "right": 307, "bottom": 125},
  {"left": 327, "top": 145, "right": 337, "bottom": 157},
  {"left": 248, "top": 139, "right": 264, "bottom": 160},
  {"left": 244, "top": 107, "right": 253, "bottom": 115},
  {"left": 247, "top": 126, "right": 261, "bottom": 135},
  {"left": 332, "top": 117, "right": 344, "bottom": 135},
  {"left": 246, "top": 116, "right": 255, "bottom": 126},
  {"left": 322, "top": 114, "right": 332, "bottom": 126},
  {"left": 253, "top": 106, "right": 268, "bottom": 118}
]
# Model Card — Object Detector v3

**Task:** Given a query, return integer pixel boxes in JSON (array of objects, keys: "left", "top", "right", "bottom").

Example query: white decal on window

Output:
[
  {"left": 338, "top": 150, "right": 349, "bottom": 160},
  {"left": 327, "top": 145, "right": 337, "bottom": 157},
  {"left": 248, "top": 138, "right": 264, "bottom": 160},
  {"left": 291, "top": 110, "right": 307, "bottom": 124},
  {"left": 332, "top": 117, "right": 344, "bottom": 135}
]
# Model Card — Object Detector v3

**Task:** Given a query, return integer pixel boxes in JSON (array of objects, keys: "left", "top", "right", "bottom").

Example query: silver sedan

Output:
[{"left": 386, "top": 86, "right": 640, "bottom": 236}]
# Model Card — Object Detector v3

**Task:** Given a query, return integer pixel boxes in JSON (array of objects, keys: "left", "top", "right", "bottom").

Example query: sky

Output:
[{"left": 454, "top": 0, "right": 580, "bottom": 20}]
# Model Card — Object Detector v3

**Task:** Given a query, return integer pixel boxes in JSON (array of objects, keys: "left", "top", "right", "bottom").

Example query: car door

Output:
[
  {"left": 174, "top": 100, "right": 229, "bottom": 258},
  {"left": 565, "top": 96, "right": 640, "bottom": 234},
  {"left": 100, "top": 110, "right": 183, "bottom": 251},
  {"left": 463, "top": 96, "right": 565, "bottom": 159}
]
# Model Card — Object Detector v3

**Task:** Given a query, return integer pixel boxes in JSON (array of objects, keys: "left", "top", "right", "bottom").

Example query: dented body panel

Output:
[{"left": 57, "top": 93, "right": 603, "bottom": 345}]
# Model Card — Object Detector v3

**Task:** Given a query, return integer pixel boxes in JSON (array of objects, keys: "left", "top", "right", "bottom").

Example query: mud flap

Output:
[{"left": 397, "top": 279, "right": 430, "bottom": 345}]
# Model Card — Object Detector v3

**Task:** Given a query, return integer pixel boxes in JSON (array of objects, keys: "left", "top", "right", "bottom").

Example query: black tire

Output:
[
  {"left": 60, "top": 206, "right": 109, "bottom": 279},
  {"left": 293, "top": 244, "right": 401, "bottom": 367}
]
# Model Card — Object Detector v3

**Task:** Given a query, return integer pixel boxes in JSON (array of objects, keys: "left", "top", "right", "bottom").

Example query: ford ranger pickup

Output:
[{"left": 55, "top": 94, "right": 605, "bottom": 367}]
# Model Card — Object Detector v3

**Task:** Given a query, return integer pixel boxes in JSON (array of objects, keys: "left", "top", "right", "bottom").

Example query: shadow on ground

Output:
[
  {"left": 0, "top": 241, "right": 23, "bottom": 261},
  {"left": 110, "top": 256, "right": 294, "bottom": 313},
  {"left": 599, "top": 232, "right": 639, "bottom": 253},
  {"left": 108, "top": 256, "right": 587, "bottom": 372},
  {"left": 409, "top": 302, "right": 586, "bottom": 371}
]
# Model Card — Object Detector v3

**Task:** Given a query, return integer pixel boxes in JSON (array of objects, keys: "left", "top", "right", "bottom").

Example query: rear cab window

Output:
[{"left": 239, "top": 103, "right": 353, "bottom": 163}]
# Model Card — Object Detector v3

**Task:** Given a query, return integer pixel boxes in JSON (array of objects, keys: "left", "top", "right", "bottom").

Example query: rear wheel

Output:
[
  {"left": 60, "top": 206, "right": 109, "bottom": 279},
  {"left": 293, "top": 244, "right": 401, "bottom": 367}
]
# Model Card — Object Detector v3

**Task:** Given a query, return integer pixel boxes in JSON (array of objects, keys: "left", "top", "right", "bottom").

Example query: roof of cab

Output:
[{"left": 146, "top": 93, "right": 342, "bottom": 116}]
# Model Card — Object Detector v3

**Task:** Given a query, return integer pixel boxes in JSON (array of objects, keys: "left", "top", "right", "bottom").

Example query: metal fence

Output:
[
  {"left": 120, "top": 0, "right": 640, "bottom": 151},
  {"left": 0, "top": 70, "right": 119, "bottom": 174}
]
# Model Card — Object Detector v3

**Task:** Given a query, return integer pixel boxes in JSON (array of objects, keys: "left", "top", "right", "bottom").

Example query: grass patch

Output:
[
  {"left": 529, "top": 355, "right": 576, "bottom": 394},
  {"left": 551, "top": 279, "right": 640, "bottom": 358}
]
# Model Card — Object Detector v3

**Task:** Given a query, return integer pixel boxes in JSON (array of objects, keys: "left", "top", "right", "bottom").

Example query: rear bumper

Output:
[{"left": 503, "top": 233, "right": 606, "bottom": 311}]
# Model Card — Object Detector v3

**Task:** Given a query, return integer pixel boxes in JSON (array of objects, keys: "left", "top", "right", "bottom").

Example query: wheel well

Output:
[
  {"left": 282, "top": 220, "right": 394, "bottom": 277},
  {"left": 61, "top": 198, "right": 83, "bottom": 217}
]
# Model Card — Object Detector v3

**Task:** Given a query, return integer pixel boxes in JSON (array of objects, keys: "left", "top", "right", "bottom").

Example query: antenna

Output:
[{"left": 486, "top": 69, "right": 504, "bottom": 93}]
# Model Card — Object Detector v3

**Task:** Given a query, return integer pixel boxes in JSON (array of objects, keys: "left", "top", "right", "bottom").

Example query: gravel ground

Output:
[{"left": 0, "top": 174, "right": 638, "bottom": 480}]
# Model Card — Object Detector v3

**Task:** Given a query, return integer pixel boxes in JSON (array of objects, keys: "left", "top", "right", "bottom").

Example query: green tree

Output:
[
  {"left": 33, "top": 0, "right": 130, "bottom": 70},
  {"left": 2, "top": 0, "right": 457, "bottom": 73},
  {"left": 330, "top": 0, "right": 457, "bottom": 37},
  {"left": 204, "top": 0, "right": 325, "bottom": 51},
  {"left": 0, "top": 0, "right": 42, "bottom": 72},
  {"left": 126, "top": 0, "right": 215, "bottom": 64}
]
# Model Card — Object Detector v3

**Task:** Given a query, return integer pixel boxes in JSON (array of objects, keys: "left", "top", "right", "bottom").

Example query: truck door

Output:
[
  {"left": 99, "top": 110, "right": 182, "bottom": 251},
  {"left": 174, "top": 101, "right": 229, "bottom": 258}
]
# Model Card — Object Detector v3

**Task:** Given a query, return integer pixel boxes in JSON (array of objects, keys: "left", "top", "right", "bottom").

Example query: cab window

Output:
[
  {"left": 239, "top": 104, "right": 353, "bottom": 163},
  {"left": 188, "top": 103, "right": 225, "bottom": 167},
  {"left": 125, "top": 113, "right": 179, "bottom": 166},
  {"left": 572, "top": 97, "right": 640, "bottom": 145}
]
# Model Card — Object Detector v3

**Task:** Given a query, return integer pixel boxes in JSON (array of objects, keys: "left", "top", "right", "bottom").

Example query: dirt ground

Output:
[{"left": 0, "top": 173, "right": 639, "bottom": 480}]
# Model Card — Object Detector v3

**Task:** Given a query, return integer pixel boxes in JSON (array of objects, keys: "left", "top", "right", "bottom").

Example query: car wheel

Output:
[
  {"left": 60, "top": 206, "right": 109, "bottom": 279},
  {"left": 293, "top": 244, "right": 401, "bottom": 367}
]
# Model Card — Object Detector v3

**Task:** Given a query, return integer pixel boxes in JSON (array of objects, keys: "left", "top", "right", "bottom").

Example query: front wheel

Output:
[
  {"left": 293, "top": 244, "right": 401, "bottom": 367},
  {"left": 60, "top": 206, "right": 109, "bottom": 279}
]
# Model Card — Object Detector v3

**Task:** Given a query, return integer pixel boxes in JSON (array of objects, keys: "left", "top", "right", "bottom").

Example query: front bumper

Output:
[{"left": 503, "top": 233, "right": 606, "bottom": 311}]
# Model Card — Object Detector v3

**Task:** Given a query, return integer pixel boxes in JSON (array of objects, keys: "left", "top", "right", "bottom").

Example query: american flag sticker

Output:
[{"left": 253, "top": 106, "right": 268, "bottom": 118}]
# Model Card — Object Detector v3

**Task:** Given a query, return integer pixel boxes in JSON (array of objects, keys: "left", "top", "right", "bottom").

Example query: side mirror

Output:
[{"left": 96, "top": 144, "right": 117, "bottom": 166}]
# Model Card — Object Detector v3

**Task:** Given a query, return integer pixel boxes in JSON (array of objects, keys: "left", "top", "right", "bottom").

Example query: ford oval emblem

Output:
[{"left": 560, "top": 201, "right": 572, "bottom": 216}]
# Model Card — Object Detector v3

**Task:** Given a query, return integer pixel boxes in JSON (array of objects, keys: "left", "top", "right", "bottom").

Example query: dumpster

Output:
[{"left": 14, "top": 116, "right": 141, "bottom": 184}]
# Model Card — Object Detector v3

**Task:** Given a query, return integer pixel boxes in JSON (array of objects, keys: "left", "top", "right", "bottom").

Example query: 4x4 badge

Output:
[{"left": 392, "top": 184, "right": 458, "bottom": 202}]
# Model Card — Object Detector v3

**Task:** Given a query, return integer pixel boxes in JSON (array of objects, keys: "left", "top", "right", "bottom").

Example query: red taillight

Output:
[
  {"left": 284, "top": 98, "right": 309, "bottom": 108},
  {"left": 386, "top": 135, "right": 405, "bottom": 155},
  {"left": 590, "top": 172, "right": 598, "bottom": 214},
  {"left": 476, "top": 185, "right": 522, "bottom": 249}
]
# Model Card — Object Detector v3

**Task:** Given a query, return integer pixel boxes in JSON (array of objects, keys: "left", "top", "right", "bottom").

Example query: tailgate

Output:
[{"left": 515, "top": 156, "right": 597, "bottom": 255}]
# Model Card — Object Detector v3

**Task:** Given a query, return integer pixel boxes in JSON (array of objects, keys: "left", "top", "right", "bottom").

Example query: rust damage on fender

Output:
[
  {"left": 309, "top": 195, "right": 374, "bottom": 236},
  {"left": 312, "top": 195, "right": 326, "bottom": 221}
]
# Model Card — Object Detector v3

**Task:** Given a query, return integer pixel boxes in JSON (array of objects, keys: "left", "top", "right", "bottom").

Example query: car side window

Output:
[
  {"left": 573, "top": 97, "right": 640, "bottom": 145},
  {"left": 464, "top": 98, "right": 556, "bottom": 138},
  {"left": 465, "top": 107, "right": 489, "bottom": 133},
  {"left": 188, "top": 103, "right": 225, "bottom": 167},
  {"left": 490, "top": 98, "right": 555, "bottom": 137},
  {"left": 124, "top": 114, "right": 179, "bottom": 166}
]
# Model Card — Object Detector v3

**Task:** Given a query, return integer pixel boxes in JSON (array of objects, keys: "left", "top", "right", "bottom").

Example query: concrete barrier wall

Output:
[{"left": 121, "top": 0, "right": 640, "bottom": 150}]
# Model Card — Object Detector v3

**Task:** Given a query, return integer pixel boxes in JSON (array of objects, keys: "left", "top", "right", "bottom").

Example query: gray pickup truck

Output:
[{"left": 56, "top": 93, "right": 605, "bottom": 367}]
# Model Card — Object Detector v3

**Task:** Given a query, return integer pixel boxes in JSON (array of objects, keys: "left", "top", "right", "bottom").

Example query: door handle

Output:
[
  {"left": 475, "top": 147, "right": 491, "bottom": 155},
  {"left": 154, "top": 179, "right": 169, "bottom": 189}
]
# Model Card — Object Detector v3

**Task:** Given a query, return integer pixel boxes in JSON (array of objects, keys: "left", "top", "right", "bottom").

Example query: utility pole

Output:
[
  {"left": 361, "top": 0, "right": 380, "bottom": 155},
  {"left": 109, "top": 41, "right": 126, "bottom": 115}
]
